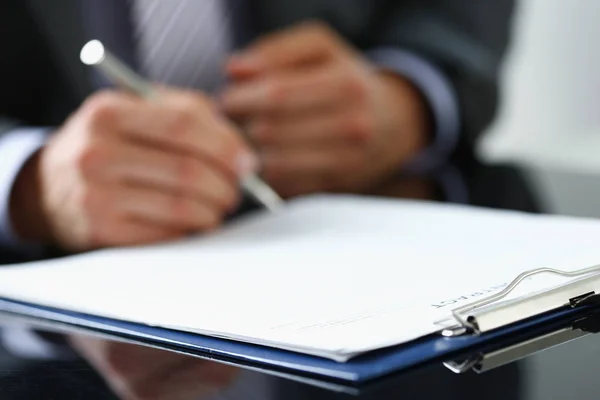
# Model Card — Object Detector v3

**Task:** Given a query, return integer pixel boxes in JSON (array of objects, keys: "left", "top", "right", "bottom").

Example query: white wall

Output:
[{"left": 479, "top": 0, "right": 600, "bottom": 174}]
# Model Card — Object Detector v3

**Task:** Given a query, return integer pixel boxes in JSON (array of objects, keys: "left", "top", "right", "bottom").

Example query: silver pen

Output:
[{"left": 80, "top": 39, "right": 284, "bottom": 212}]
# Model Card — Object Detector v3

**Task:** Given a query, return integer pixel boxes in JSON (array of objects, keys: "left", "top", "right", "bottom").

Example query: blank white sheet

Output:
[{"left": 1, "top": 194, "right": 600, "bottom": 361}]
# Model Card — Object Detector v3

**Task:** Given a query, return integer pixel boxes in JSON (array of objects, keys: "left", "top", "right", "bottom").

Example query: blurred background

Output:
[
  {"left": 481, "top": 1, "right": 600, "bottom": 394},
  {"left": 480, "top": 0, "right": 600, "bottom": 218}
]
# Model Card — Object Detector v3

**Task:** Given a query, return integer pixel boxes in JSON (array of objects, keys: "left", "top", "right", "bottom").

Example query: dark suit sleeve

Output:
[
  {"left": 369, "top": 0, "right": 515, "bottom": 156},
  {"left": 0, "top": 3, "right": 66, "bottom": 258}
]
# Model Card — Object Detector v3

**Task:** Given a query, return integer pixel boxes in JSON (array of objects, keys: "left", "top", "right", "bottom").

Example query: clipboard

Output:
[
  {"left": 1, "top": 264, "right": 600, "bottom": 394},
  {"left": 441, "top": 264, "right": 600, "bottom": 374}
]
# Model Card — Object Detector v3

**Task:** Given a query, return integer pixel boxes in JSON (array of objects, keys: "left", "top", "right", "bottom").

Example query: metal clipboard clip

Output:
[{"left": 442, "top": 264, "right": 600, "bottom": 374}]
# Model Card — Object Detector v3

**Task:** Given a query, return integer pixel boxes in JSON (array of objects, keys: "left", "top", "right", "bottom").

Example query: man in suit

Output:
[
  {"left": 0, "top": 0, "right": 518, "bottom": 398},
  {"left": 0, "top": 0, "right": 514, "bottom": 257}
]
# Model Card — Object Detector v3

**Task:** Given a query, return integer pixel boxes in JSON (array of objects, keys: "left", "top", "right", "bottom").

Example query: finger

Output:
[
  {"left": 260, "top": 146, "right": 365, "bottom": 183},
  {"left": 226, "top": 21, "right": 345, "bottom": 77},
  {"left": 221, "top": 64, "right": 368, "bottom": 117},
  {"left": 157, "top": 90, "right": 259, "bottom": 179},
  {"left": 110, "top": 185, "right": 222, "bottom": 232},
  {"left": 83, "top": 90, "right": 257, "bottom": 180},
  {"left": 81, "top": 90, "right": 176, "bottom": 142},
  {"left": 83, "top": 140, "right": 240, "bottom": 211},
  {"left": 247, "top": 109, "right": 373, "bottom": 145}
]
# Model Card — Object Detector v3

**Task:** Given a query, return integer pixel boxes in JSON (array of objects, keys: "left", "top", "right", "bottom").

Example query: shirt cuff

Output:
[
  {"left": 0, "top": 128, "right": 51, "bottom": 251},
  {"left": 366, "top": 47, "right": 461, "bottom": 173}
]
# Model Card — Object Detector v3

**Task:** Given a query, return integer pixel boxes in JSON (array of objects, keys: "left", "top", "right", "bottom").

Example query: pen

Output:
[{"left": 79, "top": 39, "right": 284, "bottom": 213}]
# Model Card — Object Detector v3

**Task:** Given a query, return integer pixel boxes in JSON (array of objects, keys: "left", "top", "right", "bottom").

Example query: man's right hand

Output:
[{"left": 10, "top": 88, "right": 256, "bottom": 251}]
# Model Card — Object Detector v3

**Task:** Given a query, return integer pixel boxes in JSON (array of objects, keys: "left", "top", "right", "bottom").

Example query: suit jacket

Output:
[
  {"left": 0, "top": 0, "right": 514, "bottom": 159},
  {"left": 0, "top": 0, "right": 515, "bottom": 263}
]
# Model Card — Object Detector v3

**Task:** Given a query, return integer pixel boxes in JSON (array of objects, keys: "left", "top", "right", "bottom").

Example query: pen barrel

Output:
[{"left": 98, "top": 52, "right": 157, "bottom": 100}]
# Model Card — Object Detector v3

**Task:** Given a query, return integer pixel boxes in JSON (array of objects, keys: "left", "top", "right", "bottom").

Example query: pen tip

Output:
[{"left": 80, "top": 40, "right": 105, "bottom": 66}]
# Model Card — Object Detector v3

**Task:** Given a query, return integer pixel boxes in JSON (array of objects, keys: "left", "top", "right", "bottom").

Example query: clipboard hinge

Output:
[
  {"left": 443, "top": 309, "right": 600, "bottom": 374},
  {"left": 442, "top": 265, "right": 600, "bottom": 374},
  {"left": 570, "top": 291, "right": 600, "bottom": 308},
  {"left": 572, "top": 294, "right": 600, "bottom": 334}
]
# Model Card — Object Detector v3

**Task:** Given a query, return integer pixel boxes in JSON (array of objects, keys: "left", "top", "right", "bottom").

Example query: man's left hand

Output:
[{"left": 221, "top": 22, "right": 431, "bottom": 197}]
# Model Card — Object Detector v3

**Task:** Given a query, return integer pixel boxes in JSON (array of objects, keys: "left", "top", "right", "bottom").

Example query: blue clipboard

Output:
[{"left": 1, "top": 266, "right": 600, "bottom": 393}]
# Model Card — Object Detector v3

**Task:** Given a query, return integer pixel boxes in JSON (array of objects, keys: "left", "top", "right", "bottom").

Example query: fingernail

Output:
[{"left": 237, "top": 152, "right": 259, "bottom": 176}]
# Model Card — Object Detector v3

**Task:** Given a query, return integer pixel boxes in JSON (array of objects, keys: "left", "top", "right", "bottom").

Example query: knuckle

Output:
[
  {"left": 170, "top": 196, "right": 193, "bottom": 221},
  {"left": 304, "top": 20, "right": 333, "bottom": 37},
  {"left": 179, "top": 91, "right": 210, "bottom": 112},
  {"left": 265, "top": 80, "right": 286, "bottom": 107},
  {"left": 83, "top": 91, "right": 120, "bottom": 127},
  {"left": 174, "top": 105, "right": 196, "bottom": 128},
  {"left": 176, "top": 156, "right": 201, "bottom": 186},
  {"left": 305, "top": 20, "right": 339, "bottom": 50},
  {"left": 75, "top": 144, "right": 105, "bottom": 175},
  {"left": 254, "top": 36, "right": 275, "bottom": 52},
  {"left": 253, "top": 33, "right": 284, "bottom": 56},
  {"left": 347, "top": 113, "right": 374, "bottom": 140},
  {"left": 172, "top": 111, "right": 195, "bottom": 139},
  {"left": 345, "top": 74, "right": 369, "bottom": 101},
  {"left": 171, "top": 95, "right": 206, "bottom": 134},
  {"left": 222, "top": 136, "right": 248, "bottom": 168}
]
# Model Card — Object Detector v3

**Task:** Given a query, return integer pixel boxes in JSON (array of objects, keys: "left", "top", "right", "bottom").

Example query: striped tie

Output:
[{"left": 129, "top": 0, "right": 233, "bottom": 93}]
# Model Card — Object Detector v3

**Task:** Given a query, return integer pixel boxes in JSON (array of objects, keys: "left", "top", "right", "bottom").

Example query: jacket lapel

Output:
[{"left": 25, "top": 0, "right": 95, "bottom": 101}]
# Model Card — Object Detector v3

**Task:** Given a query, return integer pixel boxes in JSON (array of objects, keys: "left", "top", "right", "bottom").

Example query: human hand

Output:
[
  {"left": 12, "top": 88, "right": 256, "bottom": 251},
  {"left": 221, "top": 22, "right": 431, "bottom": 197},
  {"left": 70, "top": 336, "right": 239, "bottom": 400}
]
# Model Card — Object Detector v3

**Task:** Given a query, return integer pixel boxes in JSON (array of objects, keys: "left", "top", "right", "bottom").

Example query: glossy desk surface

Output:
[{"left": 1, "top": 163, "right": 598, "bottom": 400}]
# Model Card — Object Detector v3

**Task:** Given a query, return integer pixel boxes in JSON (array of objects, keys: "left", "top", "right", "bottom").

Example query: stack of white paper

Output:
[{"left": 1, "top": 194, "right": 600, "bottom": 361}]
